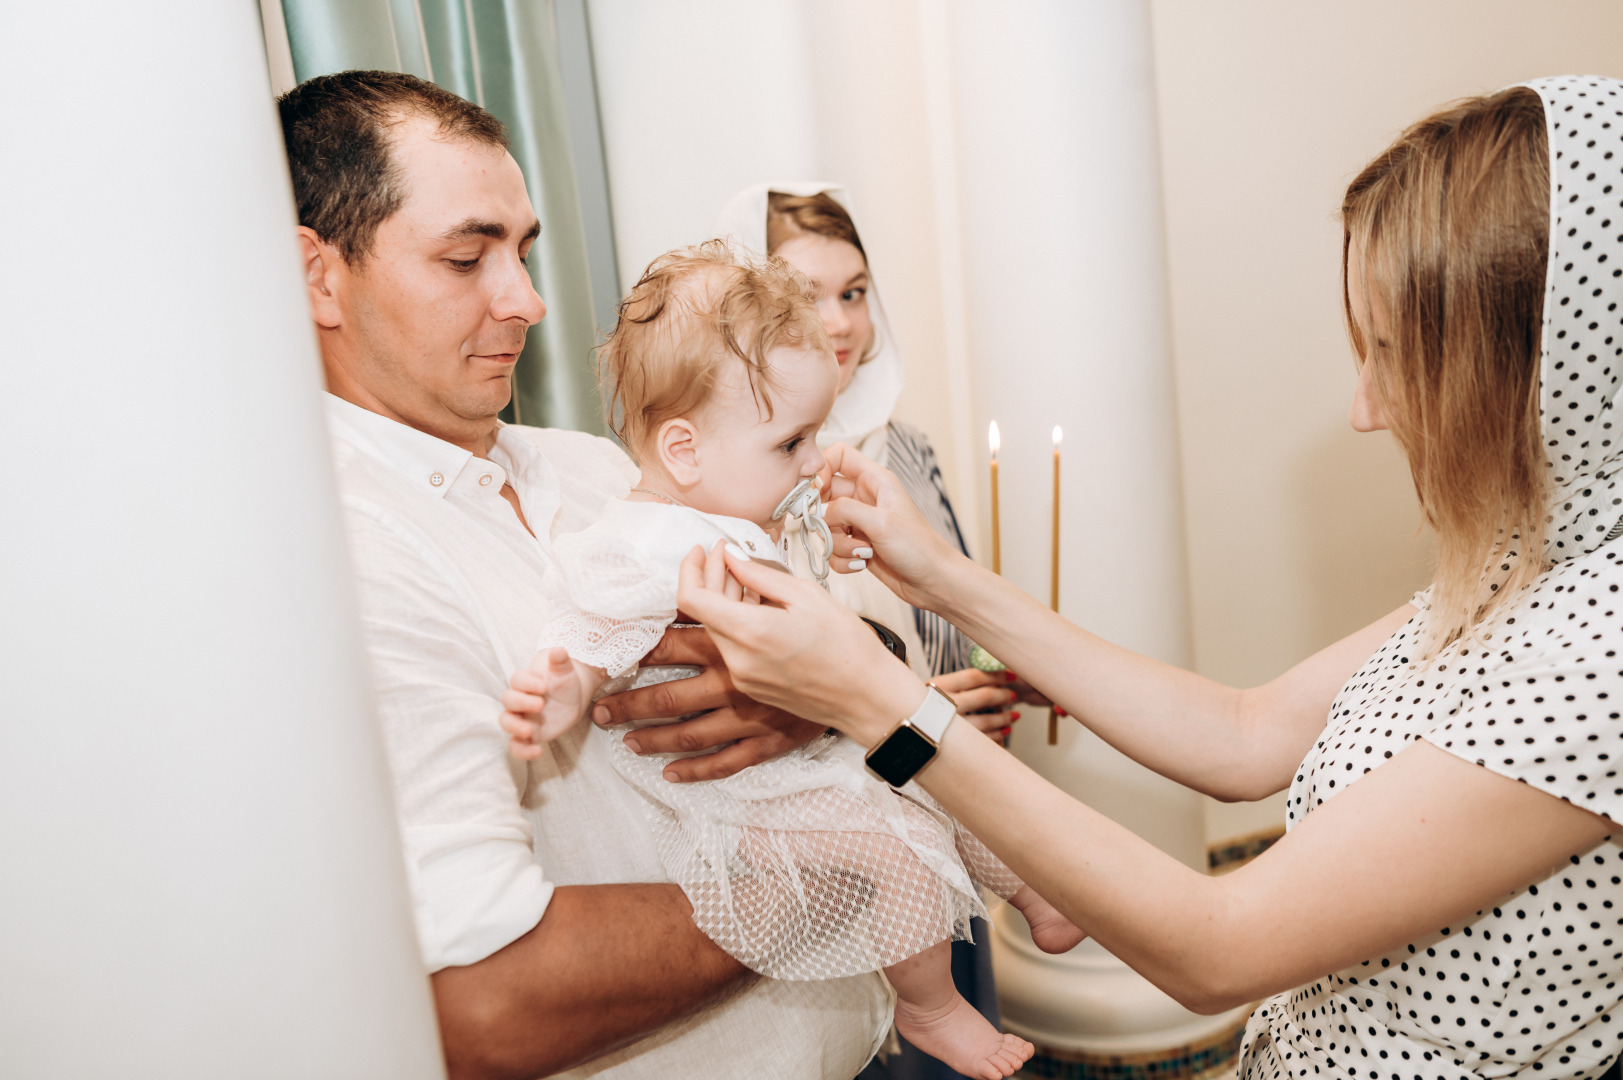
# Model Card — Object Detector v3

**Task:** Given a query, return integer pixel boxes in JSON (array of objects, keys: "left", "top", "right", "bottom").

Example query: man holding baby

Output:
[{"left": 280, "top": 71, "right": 892, "bottom": 1078}]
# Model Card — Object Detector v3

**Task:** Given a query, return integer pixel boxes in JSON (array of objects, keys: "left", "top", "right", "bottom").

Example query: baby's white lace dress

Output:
[{"left": 538, "top": 500, "right": 1023, "bottom": 981}]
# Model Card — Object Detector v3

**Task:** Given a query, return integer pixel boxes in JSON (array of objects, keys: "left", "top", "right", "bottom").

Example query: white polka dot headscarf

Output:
[{"left": 1529, "top": 76, "right": 1623, "bottom": 563}]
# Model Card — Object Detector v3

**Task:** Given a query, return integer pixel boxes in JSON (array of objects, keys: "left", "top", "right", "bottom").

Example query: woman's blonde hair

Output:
[
  {"left": 598, "top": 240, "right": 831, "bottom": 454},
  {"left": 765, "top": 191, "right": 880, "bottom": 367},
  {"left": 1342, "top": 86, "right": 1550, "bottom": 654}
]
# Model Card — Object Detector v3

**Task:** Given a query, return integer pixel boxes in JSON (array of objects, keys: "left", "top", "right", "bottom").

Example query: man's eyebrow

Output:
[{"left": 431, "top": 218, "right": 542, "bottom": 244}]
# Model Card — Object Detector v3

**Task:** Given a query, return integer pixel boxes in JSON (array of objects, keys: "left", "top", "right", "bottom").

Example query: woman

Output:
[
  {"left": 716, "top": 183, "right": 1021, "bottom": 1079},
  {"left": 680, "top": 78, "right": 1623, "bottom": 1079}
]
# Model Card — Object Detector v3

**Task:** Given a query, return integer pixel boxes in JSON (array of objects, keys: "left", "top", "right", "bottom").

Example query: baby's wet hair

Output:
[{"left": 599, "top": 240, "right": 831, "bottom": 455}]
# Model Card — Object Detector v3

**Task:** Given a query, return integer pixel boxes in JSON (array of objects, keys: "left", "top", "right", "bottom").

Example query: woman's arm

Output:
[
  {"left": 819, "top": 444, "right": 1410, "bottom": 800},
  {"left": 675, "top": 547, "right": 1614, "bottom": 1013},
  {"left": 921, "top": 720, "right": 1609, "bottom": 1013}
]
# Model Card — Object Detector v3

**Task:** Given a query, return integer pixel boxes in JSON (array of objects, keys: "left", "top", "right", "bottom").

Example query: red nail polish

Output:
[
  {"left": 1053, "top": 706, "right": 1067, "bottom": 718},
  {"left": 1004, "top": 671, "right": 1017, "bottom": 682},
  {"left": 1011, "top": 711, "right": 1021, "bottom": 720}
]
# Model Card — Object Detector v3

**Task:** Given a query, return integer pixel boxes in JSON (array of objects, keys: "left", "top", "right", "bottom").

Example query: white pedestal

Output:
[{"left": 991, "top": 903, "right": 1250, "bottom": 1065}]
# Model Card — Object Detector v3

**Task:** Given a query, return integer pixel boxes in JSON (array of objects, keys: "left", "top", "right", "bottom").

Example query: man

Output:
[{"left": 278, "top": 71, "right": 891, "bottom": 1079}]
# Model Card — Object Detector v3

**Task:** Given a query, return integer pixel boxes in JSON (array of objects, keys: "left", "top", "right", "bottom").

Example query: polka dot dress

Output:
[{"left": 1240, "top": 76, "right": 1623, "bottom": 1079}]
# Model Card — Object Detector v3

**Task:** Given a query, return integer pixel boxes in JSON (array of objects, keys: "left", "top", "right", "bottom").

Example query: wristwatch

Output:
[{"left": 865, "top": 684, "right": 958, "bottom": 787}]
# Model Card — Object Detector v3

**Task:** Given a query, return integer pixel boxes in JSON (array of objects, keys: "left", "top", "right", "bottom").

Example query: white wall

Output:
[{"left": 0, "top": 3, "right": 441, "bottom": 1075}]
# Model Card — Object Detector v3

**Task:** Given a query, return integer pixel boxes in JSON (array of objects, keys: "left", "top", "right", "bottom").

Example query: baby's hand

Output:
[{"left": 500, "top": 647, "right": 587, "bottom": 759}]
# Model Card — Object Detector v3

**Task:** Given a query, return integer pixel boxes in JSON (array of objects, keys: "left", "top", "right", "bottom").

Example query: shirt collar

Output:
[
  {"left": 324, "top": 393, "right": 477, "bottom": 499},
  {"left": 489, "top": 426, "right": 562, "bottom": 537}
]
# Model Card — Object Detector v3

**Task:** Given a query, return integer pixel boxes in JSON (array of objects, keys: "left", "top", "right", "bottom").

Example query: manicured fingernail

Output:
[
  {"left": 848, "top": 559, "right": 866, "bottom": 570},
  {"left": 1004, "top": 671, "right": 1018, "bottom": 682},
  {"left": 593, "top": 705, "right": 611, "bottom": 725},
  {"left": 1011, "top": 711, "right": 1021, "bottom": 720},
  {"left": 725, "top": 543, "right": 749, "bottom": 560},
  {"left": 998, "top": 726, "right": 1012, "bottom": 738},
  {"left": 854, "top": 546, "right": 873, "bottom": 559},
  {"left": 623, "top": 734, "right": 641, "bottom": 753},
  {"left": 1053, "top": 706, "right": 1067, "bottom": 718}
]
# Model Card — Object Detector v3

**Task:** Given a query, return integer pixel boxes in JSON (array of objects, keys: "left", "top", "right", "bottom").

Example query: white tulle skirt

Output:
[{"left": 601, "top": 667, "right": 1023, "bottom": 981}]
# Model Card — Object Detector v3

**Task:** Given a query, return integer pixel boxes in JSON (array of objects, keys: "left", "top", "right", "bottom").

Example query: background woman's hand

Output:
[
  {"left": 820, "top": 443, "right": 971, "bottom": 612},
  {"left": 931, "top": 667, "right": 1021, "bottom": 745}
]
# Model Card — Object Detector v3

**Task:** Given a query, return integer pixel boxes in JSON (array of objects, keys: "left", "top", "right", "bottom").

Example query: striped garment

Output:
[{"left": 882, "top": 420, "right": 975, "bottom": 677}]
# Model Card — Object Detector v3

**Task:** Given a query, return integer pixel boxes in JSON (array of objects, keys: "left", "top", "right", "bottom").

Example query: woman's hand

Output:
[
  {"left": 675, "top": 541, "right": 927, "bottom": 748},
  {"left": 931, "top": 667, "right": 1021, "bottom": 744},
  {"left": 820, "top": 443, "right": 976, "bottom": 612}
]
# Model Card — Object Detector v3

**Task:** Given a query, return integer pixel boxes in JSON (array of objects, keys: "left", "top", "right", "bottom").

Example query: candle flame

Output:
[
  {"left": 988, "top": 420, "right": 1001, "bottom": 457},
  {"left": 1052, "top": 425, "right": 1063, "bottom": 448}
]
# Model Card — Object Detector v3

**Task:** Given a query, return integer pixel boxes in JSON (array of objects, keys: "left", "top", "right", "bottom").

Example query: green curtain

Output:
[{"left": 280, "top": 0, "right": 606, "bottom": 434}]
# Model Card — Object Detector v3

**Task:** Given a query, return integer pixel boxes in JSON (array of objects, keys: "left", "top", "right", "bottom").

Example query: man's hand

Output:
[{"left": 592, "top": 625, "right": 827, "bottom": 782}]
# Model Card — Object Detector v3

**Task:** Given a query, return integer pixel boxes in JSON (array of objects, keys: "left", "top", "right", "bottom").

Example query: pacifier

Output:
[{"left": 772, "top": 476, "right": 833, "bottom": 591}]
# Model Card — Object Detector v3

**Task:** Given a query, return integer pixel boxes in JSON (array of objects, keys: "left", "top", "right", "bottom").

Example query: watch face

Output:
[{"left": 865, "top": 724, "right": 938, "bottom": 787}]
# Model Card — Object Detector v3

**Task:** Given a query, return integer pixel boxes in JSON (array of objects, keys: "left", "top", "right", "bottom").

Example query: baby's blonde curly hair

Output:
[{"left": 599, "top": 240, "right": 832, "bottom": 456}]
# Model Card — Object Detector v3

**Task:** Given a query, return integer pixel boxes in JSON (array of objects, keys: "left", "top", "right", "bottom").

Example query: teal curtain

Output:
[{"left": 279, "top": 0, "right": 607, "bottom": 434}]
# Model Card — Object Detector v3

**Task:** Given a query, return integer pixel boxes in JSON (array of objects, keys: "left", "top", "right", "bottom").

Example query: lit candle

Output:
[
  {"left": 988, "top": 421, "right": 1001, "bottom": 576},
  {"left": 1050, "top": 425, "right": 1062, "bottom": 746},
  {"left": 1050, "top": 426, "right": 1062, "bottom": 611}
]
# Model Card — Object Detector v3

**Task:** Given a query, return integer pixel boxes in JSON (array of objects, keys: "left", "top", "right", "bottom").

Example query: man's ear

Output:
[
  {"left": 297, "top": 226, "right": 345, "bottom": 329},
  {"left": 656, "top": 418, "right": 702, "bottom": 487}
]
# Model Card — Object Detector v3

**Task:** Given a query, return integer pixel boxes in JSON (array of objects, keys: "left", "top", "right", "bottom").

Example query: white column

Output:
[
  {"left": 930, "top": 0, "right": 1247, "bottom": 1058},
  {"left": 0, "top": 4, "right": 442, "bottom": 1077},
  {"left": 586, "top": 0, "right": 823, "bottom": 290}
]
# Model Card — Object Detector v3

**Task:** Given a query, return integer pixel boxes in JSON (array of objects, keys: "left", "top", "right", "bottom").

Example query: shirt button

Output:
[
  {"left": 479, "top": 474, "right": 493, "bottom": 486},
  {"left": 745, "top": 540, "right": 756, "bottom": 551},
  {"left": 429, "top": 472, "right": 444, "bottom": 487}
]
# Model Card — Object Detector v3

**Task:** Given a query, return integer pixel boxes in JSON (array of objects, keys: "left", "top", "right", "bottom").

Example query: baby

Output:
[{"left": 501, "top": 242, "right": 1081, "bottom": 1080}]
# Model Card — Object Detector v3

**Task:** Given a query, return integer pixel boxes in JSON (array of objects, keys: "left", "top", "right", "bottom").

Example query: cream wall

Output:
[{"left": 1148, "top": 0, "right": 1623, "bottom": 840}]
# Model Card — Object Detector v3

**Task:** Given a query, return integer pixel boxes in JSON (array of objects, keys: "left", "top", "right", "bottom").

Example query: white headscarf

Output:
[
  {"left": 714, "top": 182, "right": 905, "bottom": 460},
  {"left": 1525, "top": 76, "right": 1623, "bottom": 562}
]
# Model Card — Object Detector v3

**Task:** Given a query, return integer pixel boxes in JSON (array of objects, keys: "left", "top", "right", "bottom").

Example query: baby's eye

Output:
[
  {"left": 781, "top": 437, "right": 803, "bottom": 454},
  {"left": 841, "top": 287, "right": 866, "bottom": 303}
]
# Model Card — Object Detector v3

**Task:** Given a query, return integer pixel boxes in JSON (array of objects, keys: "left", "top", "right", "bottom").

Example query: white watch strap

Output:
[{"left": 911, "top": 685, "right": 958, "bottom": 742}]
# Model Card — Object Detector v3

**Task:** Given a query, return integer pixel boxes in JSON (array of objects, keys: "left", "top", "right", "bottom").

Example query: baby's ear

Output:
[{"left": 656, "top": 418, "right": 701, "bottom": 484}]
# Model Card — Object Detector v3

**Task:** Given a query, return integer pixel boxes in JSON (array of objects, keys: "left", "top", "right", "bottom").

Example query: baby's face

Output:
[{"left": 688, "top": 344, "right": 838, "bottom": 530}]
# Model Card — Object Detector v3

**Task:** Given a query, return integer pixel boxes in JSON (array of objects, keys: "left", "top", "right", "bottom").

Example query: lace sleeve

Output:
[
  {"left": 536, "top": 529, "right": 679, "bottom": 677},
  {"left": 535, "top": 603, "right": 672, "bottom": 678}
]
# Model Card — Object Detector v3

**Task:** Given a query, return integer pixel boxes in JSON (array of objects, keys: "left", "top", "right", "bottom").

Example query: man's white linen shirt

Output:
[{"left": 325, "top": 395, "right": 891, "bottom": 1079}]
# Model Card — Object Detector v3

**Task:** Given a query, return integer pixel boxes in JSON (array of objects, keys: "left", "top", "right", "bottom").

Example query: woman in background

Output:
[{"left": 716, "top": 183, "right": 1017, "bottom": 1080}]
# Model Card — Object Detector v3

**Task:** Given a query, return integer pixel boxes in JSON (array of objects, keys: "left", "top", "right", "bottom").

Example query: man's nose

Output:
[{"left": 493, "top": 258, "right": 547, "bottom": 325}]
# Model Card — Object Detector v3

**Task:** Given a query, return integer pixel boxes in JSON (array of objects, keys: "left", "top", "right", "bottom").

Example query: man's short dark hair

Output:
[{"left": 277, "top": 70, "right": 510, "bottom": 265}]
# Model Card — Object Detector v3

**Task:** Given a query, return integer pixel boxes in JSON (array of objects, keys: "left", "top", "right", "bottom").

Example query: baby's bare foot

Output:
[
  {"left": 1011, "top": 885, "right": 1087, "bottom": 955},
  {"left": 893, "top": 992, "right": 1033, "bottom": 1080}
]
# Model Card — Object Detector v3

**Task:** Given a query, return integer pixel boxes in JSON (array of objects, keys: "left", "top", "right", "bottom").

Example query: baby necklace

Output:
[{"left": 630, "top": 487, "right": 686, "bottom": 507}]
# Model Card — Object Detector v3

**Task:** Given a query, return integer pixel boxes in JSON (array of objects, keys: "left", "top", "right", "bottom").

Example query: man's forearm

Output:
[{"left": 431, "top": 883, "right": 753, "bottom": 1080}]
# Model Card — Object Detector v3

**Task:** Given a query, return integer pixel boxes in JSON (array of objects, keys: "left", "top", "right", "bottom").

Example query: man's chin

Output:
[{"left": 446, "top": 380, "right": 513, "bottom": 426}]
